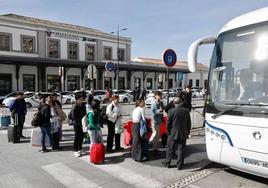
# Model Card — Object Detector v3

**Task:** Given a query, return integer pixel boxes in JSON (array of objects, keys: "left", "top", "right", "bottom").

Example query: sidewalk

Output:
[{"left": 0, "top": 123, "right": 209, "bottom": 188}]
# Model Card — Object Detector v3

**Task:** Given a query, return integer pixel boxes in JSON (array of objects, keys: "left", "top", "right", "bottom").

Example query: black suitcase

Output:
[{"left": 7, "top": 114, "right": 20, "bottom": 143}]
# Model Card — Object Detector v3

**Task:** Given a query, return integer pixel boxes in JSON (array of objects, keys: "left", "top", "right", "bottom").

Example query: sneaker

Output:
[
  {"left": 162, "top": 161, "right": 171, "bottom": 168},
  {"left": 177, "top": 164, "right": 183, "bottom": 170},
  {"left": 141, "top": 156, "right": 148, "bottom": 162},
  {"left": 74, "top": 151, "right": 81, "bottom": 157},
  {"left": 40, "top": 149, "right": 50, "bottom": 153}
]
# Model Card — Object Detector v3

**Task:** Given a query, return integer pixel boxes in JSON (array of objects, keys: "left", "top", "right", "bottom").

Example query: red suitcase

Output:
[{"left": 90, "top": 143, "right": 105, "bottom": 164}]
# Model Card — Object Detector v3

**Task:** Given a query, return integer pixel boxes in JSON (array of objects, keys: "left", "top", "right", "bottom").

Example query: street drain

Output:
[{"left": 164, "top": 170, "right": 213, "bottom": 188}]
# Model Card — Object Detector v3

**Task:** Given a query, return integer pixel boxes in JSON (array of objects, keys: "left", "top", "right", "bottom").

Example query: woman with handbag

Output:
[
  {"left": 50, "top": 101, "right": 61, "bottom": 150},
  {"left": 39, "top": 96, "right": 56, "bottom": 153},
  {"left": 106, "top": 95, "right": 124, "bottom": 152},
  {"left": 53, "top": 99, "right": 66, "bottom": 141},
  {"left": 131, "top": 100, "right": 148, "bottom": 162}
]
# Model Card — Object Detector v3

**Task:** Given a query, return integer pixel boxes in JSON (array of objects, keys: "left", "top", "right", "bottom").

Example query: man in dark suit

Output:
[
  {"left": 162, "top": 97, "right": 191, "bottom": 170},
  {"left": 9, "top": 92, "right": 27, "bottom": 138}
]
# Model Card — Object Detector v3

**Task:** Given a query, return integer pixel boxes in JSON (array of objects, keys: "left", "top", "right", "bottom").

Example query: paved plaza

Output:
[{"left": 0, "top": 102, "right": 267, "bottom": 188}]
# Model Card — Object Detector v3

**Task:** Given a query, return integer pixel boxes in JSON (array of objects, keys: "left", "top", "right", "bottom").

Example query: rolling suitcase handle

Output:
[
  {"left": 13, "top": 113, "right": 18, "bottom": 126},
  {"left": 2, "top": 106, "right": 6, "bottom": 116}
]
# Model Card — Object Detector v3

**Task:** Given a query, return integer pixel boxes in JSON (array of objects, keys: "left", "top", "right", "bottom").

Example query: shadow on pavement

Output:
[
  {"left": 225, "top": 168, "right": 268, "bottom": 184},
  {"left": 19, "top": 139, "right": 31, "bottom": 144}
]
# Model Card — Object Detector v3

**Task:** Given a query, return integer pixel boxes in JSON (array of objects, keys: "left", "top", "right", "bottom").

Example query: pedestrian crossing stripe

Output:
[
  {"left": 42, "top": 162, "right": 100, "bottom": 188},
  {"left": 80, "top": 156, "right": 163, "bottom": 188}
]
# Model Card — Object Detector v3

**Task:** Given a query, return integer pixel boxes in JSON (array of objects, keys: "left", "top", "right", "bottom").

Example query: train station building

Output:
[{"left": 0, "top": 14, "right": 208, "bottom": 95}]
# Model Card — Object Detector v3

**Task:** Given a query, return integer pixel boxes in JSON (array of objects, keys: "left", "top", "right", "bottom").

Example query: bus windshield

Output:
[{"left": 208, "top": 22, "right": 268, "bottom": 116}]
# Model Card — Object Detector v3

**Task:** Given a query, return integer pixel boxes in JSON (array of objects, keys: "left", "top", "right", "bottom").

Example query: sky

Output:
[{"left": 1, "top": 0, "right": 268, "bottom": 65}]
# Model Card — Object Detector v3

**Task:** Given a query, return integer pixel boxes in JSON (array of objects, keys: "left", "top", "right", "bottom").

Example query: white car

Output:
[
  {"left": 25, "top": 95, "right": 40, "bottom": 108},
  {"left": 25, "top": 92, "right": 60, "bottom": 108},
  {"left": 61, "top": 91, "right": 73, "bottom": 104},
  {"left": 192, "top": 89, "right": 204, "bottom": 98},
  {"left": 0, "top": 91, "right": 17, "bottom": 106},
  {"left": 145, "top": 93, "right": 155, "bottom": 107},
  {"left": 145, "top": 92, "right": 177, "bottom": 107},
  {"left": 2, "top": 91, "right": 35, "bottom": 107},
  {"left": 70, "top": 90, "right": 106, "bottom": 103},
  {"left": 162, "top": 92, "right": 177, "bottom": 106},
  {"left": 2, "top": 97, "right": 16, "bottom": 107},
  {"left": 118, "top": 91, "right": 133, "bottom": 103},
  {"left": 93, "top": 90, "right": 107, "bottom": 102}
]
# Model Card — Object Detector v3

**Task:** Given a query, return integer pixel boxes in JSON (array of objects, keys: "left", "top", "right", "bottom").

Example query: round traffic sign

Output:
[
  {"left": 105, "top": 62, "right": 115, "bottom": 72},
  {"left": 163, "top": 49, "right": 177, "bottom": 67}
]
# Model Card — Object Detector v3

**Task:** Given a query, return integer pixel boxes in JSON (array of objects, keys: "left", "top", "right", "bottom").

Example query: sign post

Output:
[
  {"left": 105, "top": 62, "right": 115, "bottom": 90},
  {"left": 163, "top": 49, "right": 177, "bottom": 104},
  {"left": 177, "top": 72, "right": 184, "bottom": 81},
  {"left": 105, "top": 62, "right": 115, "bottom": 72}
]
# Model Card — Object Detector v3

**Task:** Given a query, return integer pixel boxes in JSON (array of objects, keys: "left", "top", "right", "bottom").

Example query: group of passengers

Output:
[{"left": 27, "top": 85, "right": 192, "bottom": 170}]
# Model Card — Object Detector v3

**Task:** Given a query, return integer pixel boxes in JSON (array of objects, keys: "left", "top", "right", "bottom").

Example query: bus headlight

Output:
[{"left": 205, "top": 121, "right": 234, "bottom": 147}]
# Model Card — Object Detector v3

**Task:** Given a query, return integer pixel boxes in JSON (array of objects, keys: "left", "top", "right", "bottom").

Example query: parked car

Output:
[
  {"left": 145, "top": 93, "right": 155, "bottom": 107},
  {"left": 0, "top": 92, "right": 17, "bottom": 106},
  {"left": 118, "top": 91, "right": 134, "bottom": 103},
  {"left": 61, "top": 91, "right": 73, "bottom": 104},
  {"left": 192, "top": 89, "right": 203, "bottom": 98},
  {"left": 145, "top": 92, "right": 177, "bottom": 107},
  {"left": 25, "top": 92, "right": 60, "bottom": 108},
  {"left": 2, "top": 91, "right": 35, "bottom": 107},
  {"left": 162, "top": 92, "right": 177, "bottom": 106},
  {"left": 71, "top": 90, "right": 106, "bottom": 104},
  {"left": 93, "top": 90, "right": 107, "bottom": 102},
  {"left": 70, "top": 90, "right": 89, "bottom": 104},
  {"left": 24, "top": 91, "right": 35, "bottom": 98}
]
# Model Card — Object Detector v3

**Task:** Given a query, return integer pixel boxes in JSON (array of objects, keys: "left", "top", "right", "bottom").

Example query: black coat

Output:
[
  {"left": 184, "top": 92, "right": 192, "bottom": 111},
  {"left": 72, "top": 103, "right": 86, "bottom": 126},
  {"left": 39, "top": 104, "right": 53, "bottom": 127},
  {"left": 166, "top": 104, "right": 191, "bottom": 140}
]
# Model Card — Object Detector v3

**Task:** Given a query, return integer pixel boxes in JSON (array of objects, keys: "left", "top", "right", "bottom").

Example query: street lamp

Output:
[{"left": 111, "top": 25, "right": 128, "bottom": 95}]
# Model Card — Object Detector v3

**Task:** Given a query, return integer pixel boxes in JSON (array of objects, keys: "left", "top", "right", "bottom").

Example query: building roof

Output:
[
  {"left": 1, "top": 14, "right": 131, "bottom": 42},
  {"left": 134, "top": 57, "right": 208, "bottom": 71},
  {"left": 220, "top": 7, "right": 268, "bottom": 34}
]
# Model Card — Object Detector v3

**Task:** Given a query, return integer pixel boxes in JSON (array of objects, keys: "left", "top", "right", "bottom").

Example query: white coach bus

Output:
[{"left": 188, "top": 7, "right": 268, "bottom": 178}]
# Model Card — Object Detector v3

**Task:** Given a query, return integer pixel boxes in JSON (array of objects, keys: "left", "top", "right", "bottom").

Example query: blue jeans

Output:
[{"left": 40, "top": 127, "right": 54, "bottom": 150}]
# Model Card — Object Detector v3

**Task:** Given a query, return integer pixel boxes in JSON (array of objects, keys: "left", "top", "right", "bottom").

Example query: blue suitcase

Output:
[
  {"left": 0, "top": 115, "right": 11, "bottom": 127},
  {"left": 0, "top": 107, "right": 11, "bottom": 127}
]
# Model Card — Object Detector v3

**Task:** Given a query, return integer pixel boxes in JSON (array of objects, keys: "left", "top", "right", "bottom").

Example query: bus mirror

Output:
[
  {"left": 188, "top": 36, "right": 216, "bottom": 72},
  {"left": 213, "top": 66, "right": 226, "bottom": 82}
]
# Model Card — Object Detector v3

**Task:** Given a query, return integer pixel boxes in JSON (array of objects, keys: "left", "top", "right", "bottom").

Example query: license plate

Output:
[{"left": 242, "top": 157, "right": 268, "bottom": 168}]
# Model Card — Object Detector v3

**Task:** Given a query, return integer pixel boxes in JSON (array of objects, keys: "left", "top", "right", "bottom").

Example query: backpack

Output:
[
  {"left": 82, "top": 113, "right": 89, "bottom": 133},
  {"left": 31, "top": 110, "right": 42, "bottom": 127},
  {"left": 100, "top": 104, "right": 114, "bottom": 125},
  {"left": 140, "top": 119, "right": 148, "bottom": 138},
  {"left": 68, "top": 108, "right": 74, "bottom": 126}
]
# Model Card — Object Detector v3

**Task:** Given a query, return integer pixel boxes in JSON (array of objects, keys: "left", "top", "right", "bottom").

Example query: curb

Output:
[{"left": 160, "top": 159, "right": 212, "bottom": 188}]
